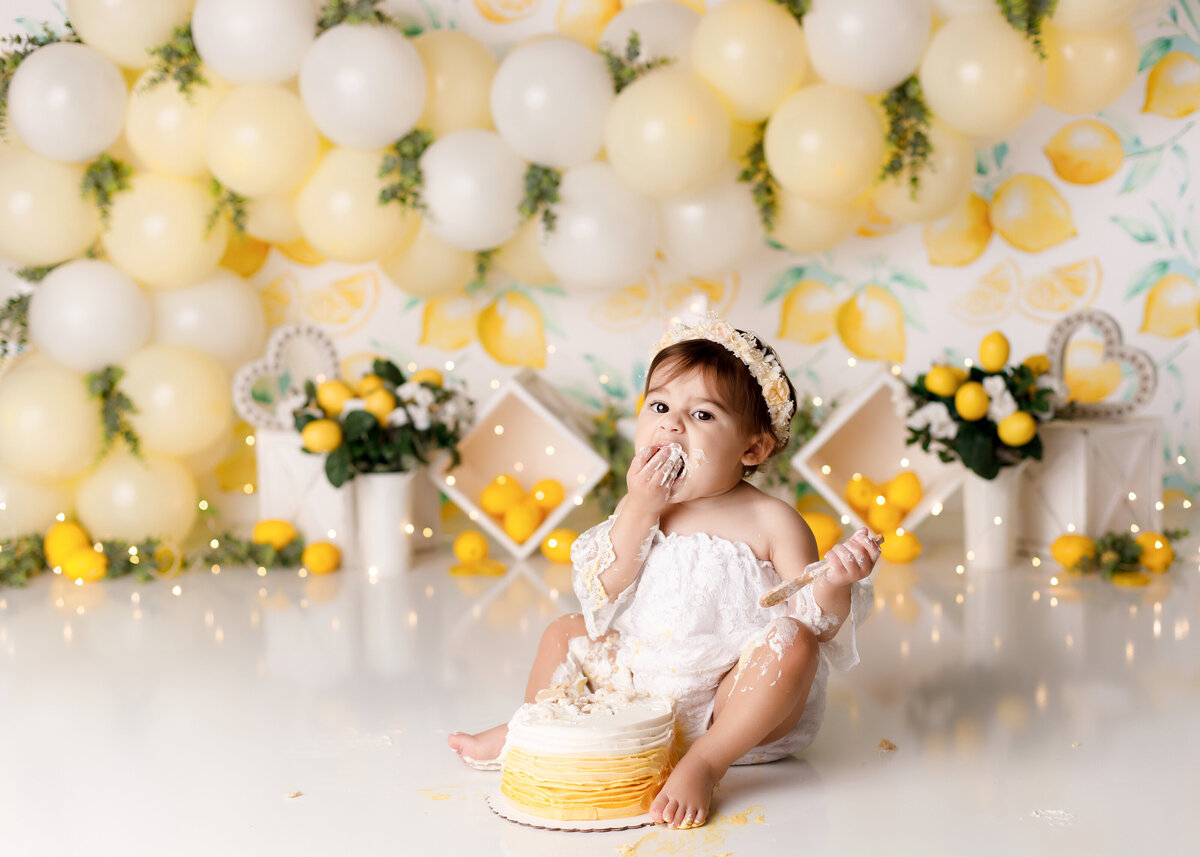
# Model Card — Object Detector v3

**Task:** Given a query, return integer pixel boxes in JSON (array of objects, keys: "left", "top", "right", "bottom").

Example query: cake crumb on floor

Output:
[{"left": 877, "top": 739, "right": 897, "bottom": 753}]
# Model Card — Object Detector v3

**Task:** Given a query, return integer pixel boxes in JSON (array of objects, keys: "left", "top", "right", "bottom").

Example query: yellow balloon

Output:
[
  {"left": 245, "top": 193, "right": 303, "bottom": 243},
  {"left": 494, "top": 217, "right": 557, "bottom": 285},
  {"left": 771, "top": 192, "right": 861, "bottom": 253},
  {"left": 126, "top": 67, "right": 230, "bottom": 178},
  {"left": 919, "top": 13, "right": 1044, "bottom": 137},
  {"left": 0, "top": 150, "right": 99, "bottom": 266},
  {"left": 205, "top": 84, "right": 319, "bottom": 197},
  {"left": 379, "top": 220, "right": 476, "bottom": 298},
  {"left": 413, "top": 30, "right": 498, "bottom": 136},
  {"left": 872, "top": 121, "right": 974, "bottom": 223},
  {"left": 75, "top": 448, "right": 198, "bottom": 543},
  {"left": 295, "top": 147, "right": 419, "bottom": 263},
  {"left": 102, "top": 173, "right": 228, "bottom": 289},
  {"left": 65, "top": 0, "right": 193, "bottom": 69},
  {"left": 0, "top": 464, "right": 71, "bottom": 538},
  {"left": 0, "top": 359, "right": 101, "bottom": 481},
  {"left": 121, "top": 344, "right": 233, "bottom": 458},
  {"left": 690, "top": 0, "right": 808, "bottom": 122},
  {"left": 1043, "top": 23, "right": 1139, "bottom": 115},
  {"left": 764, "top": 83, "right": 884, "bottom": 204},
  {"left": 604, "top": 69, "right": 731, "bottom": 198}
]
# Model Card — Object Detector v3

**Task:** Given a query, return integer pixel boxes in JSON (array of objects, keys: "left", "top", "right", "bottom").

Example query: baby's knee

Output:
[
  {"left": 765, "top": 617, "right": 819, "bottom": 674},
  {"left": 543, "top": 612, "right": 588, "bottom": 645}
]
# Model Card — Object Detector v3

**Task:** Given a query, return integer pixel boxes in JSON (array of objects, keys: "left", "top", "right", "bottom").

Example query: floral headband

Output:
[{"left": 652, "top": 313, "right": 796, "bottom": 450}]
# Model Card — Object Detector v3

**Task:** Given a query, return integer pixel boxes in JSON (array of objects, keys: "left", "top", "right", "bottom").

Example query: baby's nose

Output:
[{"left": 659, "top": 413, "right": 683, "bottom": 433}]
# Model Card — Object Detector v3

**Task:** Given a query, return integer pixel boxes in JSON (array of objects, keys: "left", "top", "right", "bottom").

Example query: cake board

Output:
[{"left": 487, "top": 792, "right": 656, "bottom": 832}]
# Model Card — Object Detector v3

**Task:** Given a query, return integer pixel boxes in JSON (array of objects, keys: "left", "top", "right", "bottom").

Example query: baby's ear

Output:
[{"left": 740, "top": 432, "right": 774, "bottom": 467}]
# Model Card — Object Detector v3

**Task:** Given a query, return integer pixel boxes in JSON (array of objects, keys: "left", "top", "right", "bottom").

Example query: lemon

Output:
[
  {"left": 1141, "top": 272, "right": 1199, "bottom": 338},
  {"left": 884, "top": 472, "right": 923, "bottom": 514},
  {"left": 358, "top": 373, "right": 385, "bottom": 396},
  {"left": 990, "top": 174, "right": 1077, "bottom": 253},
  {"left": 530, "top": 478, "right": 565, "bottom": 510},
  {"left": 422, "top": 292, "right": 484, "bottom": 350},
  {"left": 316, "top": 379, "right": 356, "bottom": 416},
  {"left": 220, "top": 234, "right": 271, "bottom": 277},
  {"left": 1135, "top": 532, "right": 1174, "bottom": 573},
  {"left": 800, "top": 512, "right": 843, "bottom": 559},
  {"left": 301, "top": 542, "right": 342, "bottom": 575},
  {"left": 453, "top": 530, "right": 490, "bottom": 564},
  {"left": 503, "top": 499, "right": 545, "bottom": 544},
  {"left": 252, "top": 519, "right": 299, "bottom": 551},
  {"left": 978, "top": 331, "right": 1010, "bottom": 373},
  {"left": 153, "top": 542, "right": 184, "bottom": 577},
  {"left": 450, "top": 558, "right": 508, "bottom": 576},
  {"left": 923, "top": 192, "right": 992, "bottom": 267},
  {"left": 1111, "top": 571, "right": 1151, "bottom": 587},
  {"left": 881, "top": 530, "right": 922, "bottom": 563},
  {"left": 997, "top": 411, "right": 1037, "bottom": 447},
  {"left": 556, "top": 0, "right": 622, "bottom": 49},
  {"left": 867, "top": 501, "right": 903, "bottom": 534},
  {"left": 1023, "top": 354, "right": 1051, "bottom": 377},
  {"left": 844, "top": 475, "right": 879, "bottom": 515},
  {"left": 954, "top": 381, "right": 989, "bottom": 421},
  {"left": 1018, "top": 258, "right": 1102, "bottom": 322},
  {"left": 480, "top": 474, "right": 525, "bottom": 516},
  {"left": 950, "top": 259, "right": 1017, "bottom": 325},
  {"left": 1143, "top": 51, "right": 1200, "bottom": 119},
  {"left": 1050, "top": 534, "right": 1096, "bottom": 571},
  {"left": 1044, "top": 120, "right": 1124, "bottom": 185},
  {"left": 301, "top": 418, "right": 343, "bottom": 454},
  {"left": 924, "top": 365, "right": 964, "bottom": 398},
  {"left": 43, "top": 521, "right": 92, "bottom": 569},
  {"left": 1063, "top": 340, "right": 1121, "bottom": 403},
  {"left": 363, "top": 388, "right": 397, "bottom": 425},
  {"left": 835, "top": 285, "right": 905, "bottom": 363},
  {"left": 478, "top": 292, "right": 546, "bottom": 368},
  {"left": 540, "top": 528, "right": 579, "bottom": 564},
  {"left": 778, "top": 279, "right": 837, "bottom": 345},
  {"left": 61, "top": 546, "right": 108, "bottom": 583},
  {"left": 409, "top": 368, "right": 445, "bottom": 387}
]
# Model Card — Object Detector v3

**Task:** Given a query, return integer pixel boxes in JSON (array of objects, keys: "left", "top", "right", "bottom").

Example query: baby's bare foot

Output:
[
  {"left": 649, "top": 751, "right": 720, "bottom": 829},
  {"left": 447, "top": 724, "right": 508, "bottom": 768}
]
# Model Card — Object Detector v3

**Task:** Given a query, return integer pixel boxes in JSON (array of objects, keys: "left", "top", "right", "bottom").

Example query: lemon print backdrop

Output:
[{"left": 1, "top": 0, "right": 1199, "bottom": 543}]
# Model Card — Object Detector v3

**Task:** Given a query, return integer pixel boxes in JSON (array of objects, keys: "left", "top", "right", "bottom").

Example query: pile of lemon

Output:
[
  {"left": 301, "top": 367, "right": 445, "bottom": 454},
  {"left": 1050, "top": 530, "right": 1176, "bottom": 587},
  {"left": 842, "top": 471, "right": 924, "bottom": 564},
  {"left": 252, "top": 518, "right": 341, "bottom": 575},
  {"left": 479, "top": 474, "right": 566, "bottom": 544},
  {"left": 43, "top": 521, "right": 110, "bottom": 583}
]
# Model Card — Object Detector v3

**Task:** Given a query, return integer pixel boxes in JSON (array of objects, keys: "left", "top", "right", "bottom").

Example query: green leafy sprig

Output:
[
  {"left": 0, "top": 533, "right": 46, "bottom": 587},
  {"left": 771, "top": 0, "right": 812, "bottom": 24},
  {"left": 318, "top": 0, "right": 402, "bottom": 32},
  {"left": 379, "top": 129, "right": 434, "bottom": 210},
  {"left": 520, "top": 164, "right": 562, "bottom": 234},
  {"left": 738, "top": 123, "right": 779, "bottom": 232},
  {"left": 588, "top": 401, "right": 636, "bottom": 518},
  {"left": 202, "top": 530, "right": 306, "bottom": 570},
  {"left": 996, "top": 0, "right": 1060, "bottom": 58},
  {"left": 142, "top": 24, "right": 208, "bottom": 96},
  {"left": 474, "top": 248, "right": 496, "bottom": 282},
  {"left": 879, "top": 76, "right": 932, "bottom": 200},
  {"left": 0, "top": 532, "right": 175, "bottom": 588},
  {"left": 100, "top": 537, "right": 169, "bottom": 582},
  {"left": 600, "top": 31, "right": 674, "bottom": 93},
  {"left": 81, "top": 154, "right": 133, "bottom": 226},
  {"left": 86, "top": 366, "right": 141, "bottom": 460},
  {"left": 1, "top": 18, "right": 80, "bottom": 136},
  {"left": 208, "top": 178, "right": 248, "bottom": 236},
  {"left": 0, "top": 292, "right": 31, "bottom": 359}
]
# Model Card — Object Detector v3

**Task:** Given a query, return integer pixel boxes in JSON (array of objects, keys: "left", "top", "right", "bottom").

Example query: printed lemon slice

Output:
[
  {"left": 1062, "top": 339, "right": 1121, "bottom": 403},
  {"left": 1143, "top": 51, "right": 1200, "bottom": 118},
  {"left": 1043, "top": 120, "right": 1124, "bottom": 185},
  {"left": 422, "top": 291, "right": 487, "bottom": 351},
  {"left": 950, "top": 259, "right": 1018, "bottom": 325},
  {"left": 835, "top": 284, "right": 905, "bottom": 362},
  {"left": 1140, "top": 272, "right": 1199, "bottom": 338},
  {"left": 474, "top": 0, "right": 539, "bottom": 24},
  {"left": 588, "top": 280, "right": 655, "bottom": 331},
  {"left": 778, "top": 279, "right": 837, "bottom": 344},
  {"left": 259, "top": 273, "right": 300, "bottom": 327},
  {"left": 220, "top": 234, "right": 271, "bottom": 277},
  {"left": 304, "top": 271, "right": 380, "bottom": 336},
  {"left": 990, "top": 174, "right": 1077, "bottom": 253},
  {"left": 656, "top": 273, "right": 739, "bottom": 318},
  {"left": 1018, "top": 257, "right": 1101, "bottom": 322},
  {"left": 923, "top": 192, "right": 992, "bottom": 267},
  {"left": 556, "top": 0, "right": 622, "bottom": 49},
  {"left": 274, "top": 236, "right": 328, "bottom": 266},
  {"left": 478, "top": 291, "right": 547, "bottom": 368}
]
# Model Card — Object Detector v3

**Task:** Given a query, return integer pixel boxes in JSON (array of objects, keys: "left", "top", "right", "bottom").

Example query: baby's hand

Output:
[
  {"left": 625, "top": 444, "right": 683, "bottom": 515},
  {"left": 822, "top": 527, "right": 881, "bottom": 587}
]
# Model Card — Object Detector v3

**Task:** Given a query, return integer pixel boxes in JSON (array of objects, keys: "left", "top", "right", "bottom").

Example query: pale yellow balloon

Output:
[
  {"left": 872, "top": 121, "right": 974, "bottom": 223},
  {"left": 0, "top": 150, "right": 100, "bottom": 266},
  {"left": 771, "top": 192, "right": 861, "bottom": 254},
  {"left": 1052, "top": 0, "right": 1139, "bottom": 31},
  {"left": 102, "top": 173, "right": 228, "bottom": 289},
  {"left": 379, "top": 220, "right": 476, "bottom": 298},
  {"left": 296, "top": 147, "right": 420, "bottom": 263},
  {"left": 75, "top": 448, "right": 198, "bottom": 543},
  {"left": 690, "top": 0, "right": 808, "bottom": 122},
  {"left": 121, "top": 344, "right": 232, "bottom": 458},
  {"left": 66, "top": 0, "right": 194, "bottom": 69},
  {"left": 1043, "top": 23, "right": 1139, "bottom": 115},
  {"left": 764, "top": 83, "right": 885, "bottom": 204},
  {"left": 604, "top": 69, "right": 731, "bottom": 198},
  {"left": 494, "top": 217, "right": 557, "bottom": 285},
  {"left": 0, "top": 464, "right": 72, "bottom": 538},
  {"left": 413, "top": 30, "right": 498, "bottom": 136},
  {"left": 126, "top": 67, "right": 230, "bottom": 178},
  {"left": 0, "top": 359, "right": 101, "bottom": 481},
  {"left": 205, "top": 84, "right": 319, "bottom": 197},
  {"left": 245, "top": 193, "right": 303, "bottom": 243},
  {"left": 919, "top": 13, "right": 1044, "bottom": 138}
]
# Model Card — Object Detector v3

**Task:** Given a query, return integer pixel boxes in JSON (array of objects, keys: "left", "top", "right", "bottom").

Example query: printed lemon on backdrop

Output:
[
  {"left": 923, "top": 192, "right": 992, "bottom": 267},
  {"left": 453, "top": 530, "right": 490, "bottom": 564},
  {"left": 302, "top": 542, "right": 342, "bottom": 575},
  {"left": 989, "top": 174, "right": 1077, "bottom": 253},
  {"left": 657, "top": 275, "right": 738, "bottom": 318},
  {"left": 531, "top": 478, "right": 565, "bottom": 510},
  {"left": 556, "top": 0, "right": 622, "bottom": 49},
  {"left": 259, "top": 274, "right": 300, "bottom": 327},
  {"left": 856, "top": 199, "right": 903, "bottom": 238},
  {"left": 924, "top": 365, "right": 963, "bottom": 398},
  {"left": 316, "top": 379, "right": 355, "bottom": 416},
  {"left": 867, "top": 501, "right": 903, "bottom": 535},
  {"left": 62, "top": 546, "right": 108, "bottom": 583},
  {"left": 1135, "top": 532, "right": 1174, "bottom": 573},
  {"left": 588, "top": 281, "right": 654, "bottom": 331},
  {"left": 275, "top": 236, "right": 327, "bottom": 266},
  {"left": 1141, "top": 272, "right": 1199, "bottom": 338},
  {"left": 800, "top": 512, "right": 843, "bottom": 559},
  {"left": 409, "top": 368, "right": 445, "bottom": 386},
  {"left": 1018, "top": 258, "right": 1101, "bottom": 322},
  {"left": 474, "top": 0, "right": 539, "bottom": 24},
  {"left": 504, "top": 499, "right": 545, "bottom": 544},
  {"left": 363, "top": 388, "right": 397, "bottom": 424},
  {"left": 301, "top": 418, "right": 343, "bottom": 454},
  {"left": 1063, "top": 339, "right": 1121, "bottom": 403},
  {"left": 881, "top": 529, "right": 922, "bottom": 563},
  {"left": 835, "top": 285, "right": 905, "bottom": 363},
  {"left": 1143, "top": 51, "right": 1200, "bottom": 118},
  {"left": 950, "top": 259, "right": 1018, "bottom": 325},
  {"left": 541, "top": 528, "right": 578, "bottom": 564},
  {"left": 844, "top": 475, "right": 879, "bottom": 514},
  {"left": 954, "top": 381, "right": 989, "bottom": 421},
  {"left": 422, "top": 292, "right": 485, "bottom": 350},
  {"left": 778, "top": 280, "right": 837, "bottom": 345},
  {"left": 480, "top": 474, "right": 526, "bottom": 516},
  {"left": 997, "top": 411, "right": 1036, "bottom": 447},
  {"left": 1044, "top": 120, "right": 1124, "bottom": 185},
  {"left": 884, "top": 472, "right": 923, "bottom": 514},
  {"left": 305, "top": 271, "right": 379, "bottom": 335},
  {"left": 252, "top": 519, "right": 298, "bottom": 551},
  {"left": 978, "top": 331, "right": 1010, "bottom": 373},
  {"left": 1050, "top": 534, "right": 1096, "bottom": 570},
  {"left": 478, "top": 291, "right": 547, "bottom": 369}
]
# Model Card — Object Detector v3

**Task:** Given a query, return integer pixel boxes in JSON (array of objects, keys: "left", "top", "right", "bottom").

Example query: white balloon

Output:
[
  {"left": 7, "top": 42, "right": 127, "bottom": 163},
  {"left": 804, "top": 0, "right": 932, "bottom": 95},
  {"left": 659, "top": 167, "right": 763, "bottom": 277},
  {"left": 599, "top": 1, "right": 700, "bottom": 67},
  {"left": 151, "top": 269, "right": 267, "bottom": 372},
  {"left": 300, "top": 24, "right": 426, "bottom": 149},
  {"left": 27, "top": 260, "right": 152, "bottom": 373},
  {"left": 419, "top": 130, "right": 526, "bottom": 252},
  {"left": 75, "top": 448, "right": 198, "bottom": 543},
  {"left": 0, "top": 464, "right": 71, "bottom": 538},
  {"left": 490, "top": 37, "right": 613, "bottom": 169},
  {"left": 538, "top": 162, "right": 660, "bottom": 291},
  {"left": 191, "top": 0, "right": 315, "bottom": 84}
]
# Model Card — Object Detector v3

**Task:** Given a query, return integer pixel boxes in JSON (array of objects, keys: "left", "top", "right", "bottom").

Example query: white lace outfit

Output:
[{"left": 565, "top": 515, "right": 873, "bottom": 765}]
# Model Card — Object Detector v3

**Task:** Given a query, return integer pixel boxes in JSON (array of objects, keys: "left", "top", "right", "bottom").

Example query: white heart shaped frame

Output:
[
  {"left": 232, "top": 324, "right": 341, "bottom": 430},
  {"left": 1046, "top": 309, "right": 1156, "bottom": 419}
]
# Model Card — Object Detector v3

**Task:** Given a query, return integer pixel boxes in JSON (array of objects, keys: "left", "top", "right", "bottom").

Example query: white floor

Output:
[{"left": 2, "top": 512, "right": 1199, "bottom": 857}]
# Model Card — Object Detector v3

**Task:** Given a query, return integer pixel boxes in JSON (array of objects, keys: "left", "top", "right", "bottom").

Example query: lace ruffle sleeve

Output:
[
  {"left": 570, "top": 515, "right": 641, "bottom": 638},
  {"left": 792, "top": 578, "right": 874, "bottom": 672}
]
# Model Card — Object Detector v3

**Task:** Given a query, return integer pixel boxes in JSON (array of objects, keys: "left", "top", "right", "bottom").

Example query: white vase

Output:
[
  {"left": 961, "top": 463, "right": 1026, "bottom": 568},
  {"left": 355, "top": 471, "right": 416, "bottom": 576}
]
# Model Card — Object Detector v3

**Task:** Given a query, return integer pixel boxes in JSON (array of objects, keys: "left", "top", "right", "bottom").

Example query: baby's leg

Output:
[
  {"left": 650, "top": 618, "right": 819, "bottom": 828},
  {"left": 448, "top": 613, "right": 590, "bottom": 766}
]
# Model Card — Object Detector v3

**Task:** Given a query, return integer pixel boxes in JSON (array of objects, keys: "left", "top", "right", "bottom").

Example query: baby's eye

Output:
[
  {"left": 649, "top": 401, "right": 668, "bottom": 414},
  {"left": 691, "top": 410, "right": 714, "bottom": 421}
]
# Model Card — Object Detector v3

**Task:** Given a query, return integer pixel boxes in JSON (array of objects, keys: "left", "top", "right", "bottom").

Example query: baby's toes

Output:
[
  {"left": 660, "top": 797, "right": 680, "bottom": 826},
  {"left": 649, "top": 792, "right": 668, "bottom": 824}
]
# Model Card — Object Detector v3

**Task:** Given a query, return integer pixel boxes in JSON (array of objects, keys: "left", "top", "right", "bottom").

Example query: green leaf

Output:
[
  {"left": 80, "top": 154, "right": 133, "bottom": 226},
  {"left": 317, "top": 0, "right": 403, "bottom": 31},
  {"left": 993, "top": 142, "right": 1009, "bottom": 170},
  {"left": 890, "top": 270, "right": 928, "bottom": 292},
  {"left": 599, "top": 31, "right": 674, "bottom": 93},
  {"left": 343, "top": 409, "right": 378, "bottom": 442},
  {"left": 1170, "top": 144, "right": 1191, "bottom": 198},
  {"left": 1120, "top": 149, "right": 1164, "bottom": 195},
  {"left": 374, "top": 358, "right": 404, "bottom": 387},
  {"left": 1139, "top": 36, "right": 1174, "bottom": 72},
  {"left": 1110, "top": 215, "right": 1158, "bottom": 243},
  {"left": 325, "top": 445, "right": 353, "bottom": 488},
  {"left": 141, "top": 24, "right": 207, "bottom": 97}
]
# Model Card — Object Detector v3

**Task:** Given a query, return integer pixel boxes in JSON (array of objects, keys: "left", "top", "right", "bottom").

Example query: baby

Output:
[{"left": 449, "top": 314, "right": 880, "bottom": 828}]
